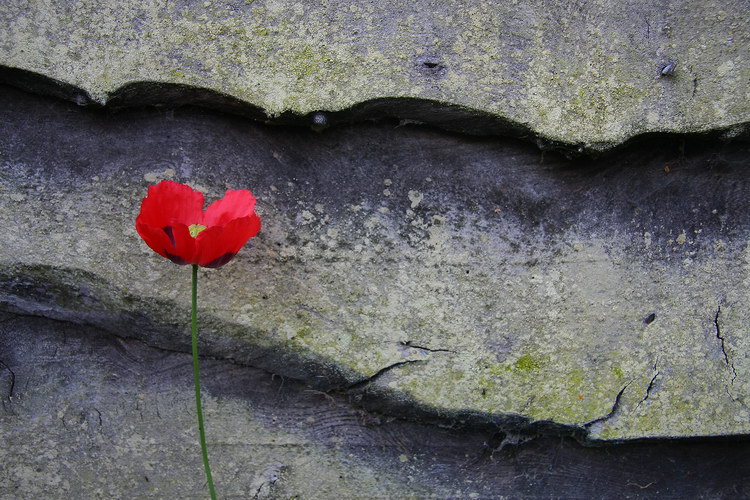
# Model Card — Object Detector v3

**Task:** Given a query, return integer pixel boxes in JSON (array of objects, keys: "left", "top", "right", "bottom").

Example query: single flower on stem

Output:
[
  {"left": 136, "top": 180, "right": 261, "bottom": 499},
  {"left": 136, "top": 180, "right": 261, "bottom": 268}
]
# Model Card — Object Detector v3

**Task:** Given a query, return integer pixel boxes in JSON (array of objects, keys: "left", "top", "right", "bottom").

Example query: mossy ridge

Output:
[{"left": 2, "top": 0, "right": 748, "bottom": 146}]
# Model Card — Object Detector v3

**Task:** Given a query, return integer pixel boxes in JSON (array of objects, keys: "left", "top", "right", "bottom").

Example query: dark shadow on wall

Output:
[{"left": 2, "top": 65, "right": 747, "bottom": 156}]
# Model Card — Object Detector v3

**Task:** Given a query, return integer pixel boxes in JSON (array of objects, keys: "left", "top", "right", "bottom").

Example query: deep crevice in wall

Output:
[{"left": 1, "top": 65, "right": 748, "bottom": 157}]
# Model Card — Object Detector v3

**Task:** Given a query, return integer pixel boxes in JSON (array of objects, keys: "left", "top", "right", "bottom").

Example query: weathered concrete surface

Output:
[
  {"left": 4, "top": 313, "right": 749, "bottom": 499},
  {"left": 2, "top": 86, "right": 750, "bottom": 442},
  {"left": 1, "top": 0, "right": 748, "bottom": 150}
]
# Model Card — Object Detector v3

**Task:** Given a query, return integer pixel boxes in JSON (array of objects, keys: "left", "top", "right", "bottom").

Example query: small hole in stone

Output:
[
  {"left": 644, "top": 312, "right": 656, "bottom": 324},
  {"left": 262, "top": 295, "right": 268, "bottom": 300},
  {"left": 423, "top": 61, "right": 439, "bottom": 69}
]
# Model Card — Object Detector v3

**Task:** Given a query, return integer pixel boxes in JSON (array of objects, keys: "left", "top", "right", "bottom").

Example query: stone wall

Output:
[{"left": 1, "top": 1, "right": 749, "bottom": 497}]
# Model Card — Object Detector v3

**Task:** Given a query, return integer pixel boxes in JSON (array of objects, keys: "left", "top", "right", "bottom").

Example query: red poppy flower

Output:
[{"left": 136, "top": 180, "right": 261, "bottom": 268}]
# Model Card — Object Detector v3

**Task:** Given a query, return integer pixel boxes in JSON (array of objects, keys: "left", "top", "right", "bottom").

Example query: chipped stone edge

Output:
[{"left": 1, "top": 65, "right": 748, "bottom": 156}]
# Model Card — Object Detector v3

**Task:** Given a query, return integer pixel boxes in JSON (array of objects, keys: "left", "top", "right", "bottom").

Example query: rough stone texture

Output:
[
  {"left": 2, "top": 86, "right": 750, "bottom": 443},
  {"left": 4, "top": 313, "right": 749, "bottom": 499},
  {"left": 1, "top": 0, "right": 749, "bottom": 150}
]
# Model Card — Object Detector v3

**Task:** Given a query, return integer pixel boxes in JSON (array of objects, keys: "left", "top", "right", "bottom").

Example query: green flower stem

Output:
[{"left": 192, "top": 264, "right": 217, "bottom": 500}]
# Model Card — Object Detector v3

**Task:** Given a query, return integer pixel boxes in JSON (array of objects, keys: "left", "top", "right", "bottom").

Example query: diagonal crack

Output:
[
  {"left": 340, "top": 360, "right": 426, "bottom": 393},
  {"left": 635, "top": 359, "right": 659, "bottom": 410},
  {"left": 714, "top": 305, "right": 738, "bottom": 384},
  {"left": 642, "top": 370, "right": 660, "bottom": 403},
  {"left": 583, "top": 381, "right": 633, "bottom": 429},
  {"left": 399, "top": 341, "right": 456, "bottom": 353}
]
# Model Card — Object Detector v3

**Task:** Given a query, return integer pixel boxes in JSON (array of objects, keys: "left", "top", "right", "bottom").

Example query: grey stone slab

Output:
[
  {"left": 2, "top": 313, "right": 750, "bottom": 498},
  {"left": 1, "top": 85, "right": 750, "bottom": 441},
  {"left": 0, "top": 0, "right": 748, "bottom": 150}
]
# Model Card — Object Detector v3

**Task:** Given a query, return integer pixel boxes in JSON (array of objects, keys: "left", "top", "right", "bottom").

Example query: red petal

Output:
[
  {"left": 203, "top": 189, "right": 256, "bottom": 227},
  {"left": 136, "top": 220, "right": 198, "bottom": 265},
  {"left": 195, "top": 214, "right": 261, "bottom": 267},
  {"left": 165, "top": 223, "right": 198, "bottom": 265},
  {"left": 135, "top": 219, "right": 173, "bottom": 260},
  {"left": 137, "top": 180, "right": 205, "bottom": 228}
]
